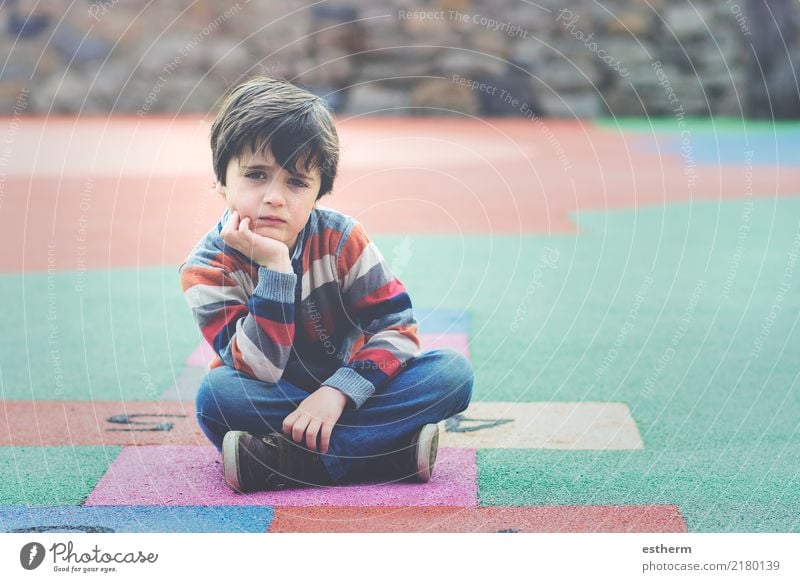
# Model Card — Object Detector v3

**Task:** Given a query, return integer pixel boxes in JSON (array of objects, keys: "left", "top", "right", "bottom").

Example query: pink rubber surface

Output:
[
  {"left": 186, "top": 342, "right": 215, "bottom": 368},
  {"left": 85, "top": 446, "right": 477, "bottom": 507},
  {"left": 420, "top": 333, "right": 470, "bottom": 359}
]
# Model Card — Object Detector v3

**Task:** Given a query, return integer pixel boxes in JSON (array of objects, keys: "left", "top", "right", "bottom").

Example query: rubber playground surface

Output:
[{"left": 1, "top": 116, "right": 798, "bottom": 533}]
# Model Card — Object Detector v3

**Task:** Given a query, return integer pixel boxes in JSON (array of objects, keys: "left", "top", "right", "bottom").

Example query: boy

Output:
[{"left": 180, "top": 77, "right": 473, "bottom": 492}]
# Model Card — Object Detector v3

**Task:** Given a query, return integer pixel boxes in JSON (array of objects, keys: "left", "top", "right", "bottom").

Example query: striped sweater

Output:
[{"left": 179, "top": 206, "right": 420, "bottom": 409}]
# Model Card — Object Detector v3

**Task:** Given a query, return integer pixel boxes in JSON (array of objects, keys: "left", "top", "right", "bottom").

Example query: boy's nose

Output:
[{"left": 261, "top": 186, "right": 286, "bottom": 206}]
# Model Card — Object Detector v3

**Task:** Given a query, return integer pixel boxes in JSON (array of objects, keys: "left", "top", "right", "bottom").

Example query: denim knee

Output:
[
  {"left": 421, "top": 348, "right": 474, "bottom": 414},
  {"left": 195, "top": 366, "right": 242, "bottom": 444}
]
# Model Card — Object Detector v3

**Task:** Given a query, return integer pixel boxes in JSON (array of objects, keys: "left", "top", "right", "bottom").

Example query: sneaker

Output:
[
  {"left": 411, "top": 423, "right": 440, "bottom": 482},
  {"left": 222, "top": 430, "right": 330, "bottom": 492},
  {"left": 366, "top": 423, "right": 440, "bottom": 483}
]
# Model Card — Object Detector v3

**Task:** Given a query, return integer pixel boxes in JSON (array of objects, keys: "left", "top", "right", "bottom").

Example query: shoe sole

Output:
[
  {"left": 222, "top": 430, "right": 245, "bottom": 492},
  {"left": 415, "top": 424, "right": 439, "bottom": 482}
]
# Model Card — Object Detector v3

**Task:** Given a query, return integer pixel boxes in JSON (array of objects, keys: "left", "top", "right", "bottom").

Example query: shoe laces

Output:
[{"left": 252, "top": 433, "right": 327, "bottom": 488}]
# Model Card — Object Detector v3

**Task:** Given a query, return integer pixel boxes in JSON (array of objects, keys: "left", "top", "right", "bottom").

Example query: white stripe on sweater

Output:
[
  {"left": 184, "top": 282, "right": 248, "bottom": 309},
  {"left": 342, "top": 242, "right": 385, "bottom": 293},
  {"left": 371, "top": 330, "right": 420, "bottom": 357},
  {"left": 235, "top": 318, "right": 285, "bottom": 384},
  {"left": 228, "top": 268, "right": 255, "bottom": 296},
  {"left": 301, "top": 254, "right": 338, "bottom": 300}
]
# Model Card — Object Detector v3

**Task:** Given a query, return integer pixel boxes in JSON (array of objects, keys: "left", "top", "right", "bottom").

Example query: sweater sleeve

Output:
[
  {"left": 180, "top": 247, "right": 297, "bottom": 384},
  {"left": 321, "top": 222, "right": 420, "bottom": 408}
]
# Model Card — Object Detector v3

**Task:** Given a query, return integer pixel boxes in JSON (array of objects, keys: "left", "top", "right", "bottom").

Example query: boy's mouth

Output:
[{"left": 256, "top": 216, "right": 287, "bottom": 224}]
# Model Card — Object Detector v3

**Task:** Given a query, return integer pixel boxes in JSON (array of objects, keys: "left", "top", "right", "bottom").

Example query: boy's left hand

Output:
[{"left": 282, "top": 386, "right": 349, "bottom": 454}]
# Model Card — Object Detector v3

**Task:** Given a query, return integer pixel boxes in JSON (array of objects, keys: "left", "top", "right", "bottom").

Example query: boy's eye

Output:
[{"left": 244, "top": 171, "right": 307, "bottom": 188}]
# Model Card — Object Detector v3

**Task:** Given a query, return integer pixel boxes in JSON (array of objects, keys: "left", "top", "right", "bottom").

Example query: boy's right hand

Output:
[{"left": 221, "top": 210, "right": 292, "bottom": 273}]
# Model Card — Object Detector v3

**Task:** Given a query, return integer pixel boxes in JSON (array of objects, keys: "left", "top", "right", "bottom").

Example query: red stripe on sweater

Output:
[
  {"left": 349, "top": 347, "right": 404, "bottom": 374},
  {"left": 181, "top": 264, "right": 237, "bottom": 292},
  {"left": 302, "top": 227, "right": 348, "bottom": 277},
  {"left": 353, "top": 278, "right": 405, "bottom": 309},
  {"left": 204, "top": 304, "right": 249, "bottom": 349},
  {"left": 336, "top": 224, "right": 370, "bottom": 280},
  {"left": 394, "top": 324, "right": 421, "bottom": 346},
  {"left": 229, "top": 336, "right": 256, "bottom": 378},
  {"left": 348, "top": 334, "right": 366, "bottom": 359},
  {"left": 253, "top": 314, "right": 295, "bottom": 347},
  {"left": 181, "top": 251, "right": 257, "bottom": 290},
  {"left": 213, "top": 251, "right": 257, "bottom": 279}
]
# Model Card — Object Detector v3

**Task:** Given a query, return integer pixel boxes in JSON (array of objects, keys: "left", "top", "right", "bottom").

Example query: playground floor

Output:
[{"left": 0, "top": 116, "right": 798, "bottom": 532}]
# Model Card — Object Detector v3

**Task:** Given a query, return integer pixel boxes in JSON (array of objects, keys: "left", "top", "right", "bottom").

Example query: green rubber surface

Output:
[
  {"left": 0, "top": 446, "right": 121, "bottom": 505},
  {"left": 476, "top": 447, "right": 800, "bottom": 532},
  {"left": 2, "top": 197, "right": 797, "bottom": 531},
  {"left": 384, "top": 197, "right": 800, "bottom": 402},
  {"left": 375, "top": 197, "right": 800, "bottom": 531},
  {"left": 0, "top": 267, "right": 198, "bottom": 400}
]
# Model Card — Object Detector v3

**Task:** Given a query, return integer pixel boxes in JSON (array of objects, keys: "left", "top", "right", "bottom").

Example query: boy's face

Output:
[{"left": 216, "top": 144, "right": 322, "bottom": 254}]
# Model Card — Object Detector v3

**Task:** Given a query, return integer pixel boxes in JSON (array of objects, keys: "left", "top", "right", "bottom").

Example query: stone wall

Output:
[{"left": 1, "top": 0, "right": 797, "bottom": 118}]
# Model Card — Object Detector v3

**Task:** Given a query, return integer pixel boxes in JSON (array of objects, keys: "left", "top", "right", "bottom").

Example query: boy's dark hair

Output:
[{"left": 210, "top": 76, "right": 339, "bottom": 199}]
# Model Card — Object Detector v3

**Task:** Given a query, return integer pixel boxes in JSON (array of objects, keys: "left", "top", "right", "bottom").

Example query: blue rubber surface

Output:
[
  {"left": 0, "top": 505, "right": 274, "bottom": 533},
  {"left": 635, "top": 130, "right": 800, "bottom": 165},
  {"left": 415, "top": 308, "right": 470, "bottom": 334}
]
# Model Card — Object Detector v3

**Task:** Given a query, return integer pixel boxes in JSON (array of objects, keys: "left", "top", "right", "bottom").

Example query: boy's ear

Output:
[{"left": 213, "top": 180, "right": 226, "bottom": 196}]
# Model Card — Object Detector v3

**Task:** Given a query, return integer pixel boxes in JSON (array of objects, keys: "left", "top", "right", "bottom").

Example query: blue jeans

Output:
[{"left": 195, "top": 348, "right": 473, "bottom": 482}]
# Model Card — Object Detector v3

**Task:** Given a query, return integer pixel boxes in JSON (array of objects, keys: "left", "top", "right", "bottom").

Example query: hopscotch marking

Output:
[{"left": 440, "top": 402, "right": 643, "bottom": 450}]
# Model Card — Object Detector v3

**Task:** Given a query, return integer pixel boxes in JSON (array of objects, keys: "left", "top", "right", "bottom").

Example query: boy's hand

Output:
[
  {"left": 282, "top": 386, "right": 349, "bottom": 454},
  {"left": 221, "top": 210, "right": 292, "bottom": 272}
]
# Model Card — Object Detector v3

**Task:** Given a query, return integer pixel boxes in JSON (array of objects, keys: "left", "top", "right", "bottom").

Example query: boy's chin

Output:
[
  {"left": 253, "top": 226, "right": 288, "bottom": 242},
  {"left": 253, "top": 223, "right": 284, "bottom": 233}
]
